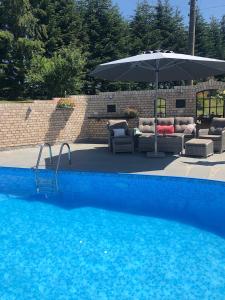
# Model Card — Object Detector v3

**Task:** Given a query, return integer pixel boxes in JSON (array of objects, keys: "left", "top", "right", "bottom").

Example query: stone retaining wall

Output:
[{"left": 0, "top": 97, "right": 89, "bottom": 149}]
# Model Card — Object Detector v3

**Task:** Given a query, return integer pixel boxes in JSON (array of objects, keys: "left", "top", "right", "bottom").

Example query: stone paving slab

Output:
[{"left": 0, "top": 143, "right": 225, "bottom": 181}]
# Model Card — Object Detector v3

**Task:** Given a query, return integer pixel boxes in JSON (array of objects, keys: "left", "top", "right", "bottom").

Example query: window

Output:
[
  {"left": 196, "top": 90, "right": 224, "bottom": 118},
  {"left": 157, "top": 98, "right": 166, "bottom": 117},
  {"left": 176, "top": 99, "right": 186, "bottom": 108},
  {"left": 107, "top": 104, "right": 116, "bottom": 113}
]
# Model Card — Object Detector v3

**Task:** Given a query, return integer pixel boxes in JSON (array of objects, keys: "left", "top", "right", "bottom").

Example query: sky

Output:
[{"left": 112, "top": 0, "right": 225, "bottom": 23}]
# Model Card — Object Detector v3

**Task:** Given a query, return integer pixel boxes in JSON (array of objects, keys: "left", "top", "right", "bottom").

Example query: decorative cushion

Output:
[
  {"left": 175, "top": 117, "right": 195, "bottom": 133},
  {"left": 157, "top": 125, "right": 174, "bottom": 134},
  {"left": 113, "top": 128, "right": 126, "bottom": 137},
  {"left": 208, "top": 118, "right": 225, "bottom": 135},
  {"left": 209, "top": 127, "right": 224, "bottom": 135},
  {"left": 108, "top": 120, "right": 129, "bottom": 136},
  {"left": 184, "top": 124, "right": 196, "bottom": 134},
  {"left": 139, "top": 118, "right": 155, "bottom": 133}
]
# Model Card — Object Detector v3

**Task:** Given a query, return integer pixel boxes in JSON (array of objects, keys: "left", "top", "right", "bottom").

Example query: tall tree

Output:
[
  {"left": 153, "top": 0, "right": 187, "bottom": 52},
  {"left": 220, "top": 15, "right": 225, "bottom": 60},
  {"left": 0, "top": 0, "right": 43, "bottom": 98},
  {"left": 31, "top": 0, "right": 85, "bottom": 56},
  {"left": 78, "top": 0, "right": 130, "bottom": 93},
  {"left": 208, "top": 17, "right": 223, "bottom": 59},
  {"left": 129, "top": 0, "right": 155, "bottom": 55},
  {"left": 195, "top": 10, "right": 211, "bottom": 57}
]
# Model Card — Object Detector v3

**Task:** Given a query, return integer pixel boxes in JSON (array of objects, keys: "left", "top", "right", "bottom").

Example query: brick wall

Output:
[
  {"left": 0, "top": 97, "right": 89, "bottom": 149},
  {"left": 0, "top": 80, "right": 225, "bottom": 149}
]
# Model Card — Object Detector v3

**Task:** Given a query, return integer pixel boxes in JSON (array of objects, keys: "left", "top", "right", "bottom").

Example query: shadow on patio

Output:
[
  {"left": 182, "top": 160, "right": 225, "bottom": 167},
  {"left": 45, "top": 146, "right": 178, "bottom": 173}
]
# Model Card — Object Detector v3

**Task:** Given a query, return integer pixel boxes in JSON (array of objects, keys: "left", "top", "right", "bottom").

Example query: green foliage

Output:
[
  {"left": 129, "top": 0, "right": 155, "bottom": 55},
  {"left": 25, "top": 46, "right": 85, "bottom": 98},
  {"left": 129, "top": 0, "right": 187, "bottom": 89},
  {"left": 153, "top": 0, "right": 187, "bottom": 52},
  {"left": 77, "top": 0, "right": 130, "bottom": 94},
  {"left": 195, "top": 11, "right": 211, "bottom": 57},
  {"left": 0, "top": 0, "right": 224, "bottom": 99},
  {"left": 208, "top": 17, "right": 224, "bottom": 59}
]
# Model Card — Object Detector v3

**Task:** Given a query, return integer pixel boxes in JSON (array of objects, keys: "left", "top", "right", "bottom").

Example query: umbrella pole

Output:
[
  {"left": 146, "top": 67, "right": 165, "bottom": 158},
  {"left": 154, "top": 69, "right": 159, "bottom": 154}
]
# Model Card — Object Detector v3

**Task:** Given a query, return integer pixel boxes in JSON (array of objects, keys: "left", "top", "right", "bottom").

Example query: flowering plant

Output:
[{"left": 56, "top": 98, "right": 75, "bottom": 109}]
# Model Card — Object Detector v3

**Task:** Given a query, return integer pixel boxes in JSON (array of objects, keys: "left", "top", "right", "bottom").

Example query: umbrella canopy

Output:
[
  {"left": 90, "top": 50, "right": 225, "bottom": 156},
  {"left": 91, "top": 51, "right": 225, "bottom": 82}
]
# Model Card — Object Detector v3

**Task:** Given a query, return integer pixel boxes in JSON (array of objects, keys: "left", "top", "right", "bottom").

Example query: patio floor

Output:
[{"left": 1, "top": 143, "right": 225, "bottom": 181}]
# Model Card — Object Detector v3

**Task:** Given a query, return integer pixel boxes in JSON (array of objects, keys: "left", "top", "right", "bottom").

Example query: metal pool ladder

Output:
[{"left": 34, "top": 142, "right": 71, "bottom": 194}]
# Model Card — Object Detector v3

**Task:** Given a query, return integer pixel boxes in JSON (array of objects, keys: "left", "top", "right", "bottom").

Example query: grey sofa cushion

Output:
[
  {"left": 157, "top": 117, "right": 174, "bottom": 126},
  {"left": 208, "top": 118, "right": 225, "bottom": 135},
  {"left": 139, "top": 133, "right": 154, "bottom": 138},
  {"left": 139, "top": 118, "right": 155, "bottom": 133},
  {"left": 175, "top": 117, "right": 194, "bottom": 133},
  {"left": 199, "top": 134, "right": 221, "bottom": 141}
]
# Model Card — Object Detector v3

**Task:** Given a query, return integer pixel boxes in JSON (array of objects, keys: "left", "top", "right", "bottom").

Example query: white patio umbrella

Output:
[{"left": 90, "top": 50, "right": 225, "bottom": 157}]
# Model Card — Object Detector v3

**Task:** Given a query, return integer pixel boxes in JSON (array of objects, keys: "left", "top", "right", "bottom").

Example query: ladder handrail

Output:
[
  {"left": 56, "top": 142, "right": 71, "bottom": 173},
  {"left": 36, "top": 143, "right": 53, "bottom": 169}
]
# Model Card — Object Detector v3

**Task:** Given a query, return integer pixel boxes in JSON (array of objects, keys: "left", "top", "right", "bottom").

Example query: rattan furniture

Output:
[
  {"left": 198, "top": 118, "right": 225, "bottom": 153},
  {"left": 185, "top": 138, "right": 214, "bottom": 158},
  {"left": 107, "top": 120, "right": 134, "bottom": 154},
  {"left": 137, "top": 117, "right": 196, "bottom": 152},
  {"left": 146, "top": 134, "right": 184, "bottom": 154}
]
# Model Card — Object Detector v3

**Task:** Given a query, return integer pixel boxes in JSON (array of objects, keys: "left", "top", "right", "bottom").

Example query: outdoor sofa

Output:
[
  {"left": 136, "top": 117, "right": 196, "bottom": 153},
  {"left": 198, "top": 117, "right": 225, "bottom": 153}
]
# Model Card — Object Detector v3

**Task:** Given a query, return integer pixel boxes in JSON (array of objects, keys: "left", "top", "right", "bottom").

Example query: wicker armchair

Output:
[
  {"left": 198, "top": 118, "right": 225, "bottom": 153},
  {"left": 107, "top": 120, "right": 134, "bottom": 154}
]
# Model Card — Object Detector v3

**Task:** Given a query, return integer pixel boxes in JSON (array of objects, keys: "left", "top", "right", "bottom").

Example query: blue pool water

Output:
[{"left": 0, "top": 167, "right": 225, "bottom": 299}]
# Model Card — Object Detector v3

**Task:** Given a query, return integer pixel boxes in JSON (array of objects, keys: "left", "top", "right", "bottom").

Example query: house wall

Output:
[{"left": 0, "top": 79, "right": 225, "bottom": 149}]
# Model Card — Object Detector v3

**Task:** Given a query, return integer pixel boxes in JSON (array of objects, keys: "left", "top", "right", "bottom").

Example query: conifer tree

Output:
[
  {"left": 0, "top": 0, "right": 43, "bottom": 98},
  {"left": 208, "top": 17, "right": 223, "bottom": 59},
  {"left": 220, "top": 15, "right": 225, "bottom": 60},
  {"left": 78, "top": 0, "right": 129, "bottom": 93},
  {"left": 129, "top": 0, "right": 155, "bottom": 55},
  {"left": 195, "top": 11, "right": 211, "bottom": 57},
  {"left": 153, "top": 0, "right": 187, "bottom": 52}
]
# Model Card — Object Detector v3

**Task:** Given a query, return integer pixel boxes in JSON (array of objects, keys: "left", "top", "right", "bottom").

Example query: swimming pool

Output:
[{"left": 0, "top": 167, "right": 225, "bottom": 299}]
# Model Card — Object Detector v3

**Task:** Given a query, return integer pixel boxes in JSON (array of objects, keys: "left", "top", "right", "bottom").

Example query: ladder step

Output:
[
  {"left": 36, "top": 178, "right": 56, "bottom": 185},
  {"left": 37, "top": 186, "right": 57, "bottom": 193}
]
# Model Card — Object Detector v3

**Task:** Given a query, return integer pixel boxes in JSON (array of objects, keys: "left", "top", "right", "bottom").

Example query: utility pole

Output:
[{"left": 188, "top": 0, "right": 197, "bottom": 85}]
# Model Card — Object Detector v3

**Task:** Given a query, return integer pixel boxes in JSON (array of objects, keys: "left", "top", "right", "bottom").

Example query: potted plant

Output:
[
  {"left": 56, "top": 98, "right": 75, "bottom": 109},
  {"left": 124, "top": 107, "right": 139, "bottom": 118}
]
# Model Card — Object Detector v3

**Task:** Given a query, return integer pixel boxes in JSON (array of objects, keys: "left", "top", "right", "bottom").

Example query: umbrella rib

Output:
[
  {"left": 113, "top": 64, "right": 138, "bottom": 81},
  {"left": 138, "top": 62, "right": 157, "bottom": 71},
  {"left": 174, "top": 64, "right": 193, "bottom": 79},
  {"left": 159, "top": 60, "right": 186, "bottom": 71},
  {"left": 192, "top": 60, "right": 225, "bottom": 72}
]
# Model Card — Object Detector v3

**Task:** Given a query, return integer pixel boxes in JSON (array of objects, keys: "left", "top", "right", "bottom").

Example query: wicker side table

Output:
[{"left": 185, "top": 138, "right": 214, "bottom": 158}]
